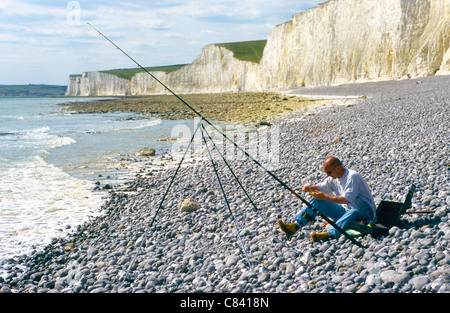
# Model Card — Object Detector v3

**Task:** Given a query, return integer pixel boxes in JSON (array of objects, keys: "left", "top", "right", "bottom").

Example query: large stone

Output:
[
  {"left": 380, "top": 270, "right": 411, "bottom": 285},
  {"left": 410, "top": 275, "right": 430, "bottom": 291},
  {"left": 135, "top": 147, "right": 156, "bottom": 156},
  {"left": 179, "top": 198, "right": 201, "bottom": 213}
]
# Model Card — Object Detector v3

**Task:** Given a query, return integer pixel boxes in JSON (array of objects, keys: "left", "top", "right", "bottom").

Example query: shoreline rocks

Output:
[
  {"left": 60, "top": 92, "right": 339, "bottom": 125},
  {"left": 135, "top": 147, "right": 156, "bottom": 157},
  {"left": 1, "top": 75, "right": 449, "bottom": 293}
]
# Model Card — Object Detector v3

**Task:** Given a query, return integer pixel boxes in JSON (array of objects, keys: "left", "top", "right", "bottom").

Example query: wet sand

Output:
[{"left": 61, "top": 92, "right": 339, "bottom": 125}]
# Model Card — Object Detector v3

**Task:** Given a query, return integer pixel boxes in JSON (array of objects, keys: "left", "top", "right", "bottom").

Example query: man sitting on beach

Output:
[{"left": 277, "top": 156, "right": 377, "bottom": 242}]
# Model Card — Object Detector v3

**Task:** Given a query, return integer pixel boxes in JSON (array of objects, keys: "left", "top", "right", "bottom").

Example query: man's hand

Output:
[
  {"left": 311, "top": 191, "right": 327, "bottom": 200},
  {"left": 302, "top": 185, "right": 319, "bottom": 194}
]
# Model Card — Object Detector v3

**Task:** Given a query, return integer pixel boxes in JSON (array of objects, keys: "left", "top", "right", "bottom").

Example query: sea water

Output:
[{"left": 0, "top": 97, "right": 194, "bottom": 276}]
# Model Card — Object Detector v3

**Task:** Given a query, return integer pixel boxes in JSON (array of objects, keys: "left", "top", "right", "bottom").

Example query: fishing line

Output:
[{"left": 201, "top": 123, "right": 259, "bottom": 212}]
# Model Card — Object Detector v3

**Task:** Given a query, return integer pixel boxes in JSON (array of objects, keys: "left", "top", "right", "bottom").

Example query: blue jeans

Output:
[{"left": 294, "top": 199, "right": 373, "bottom": 239}]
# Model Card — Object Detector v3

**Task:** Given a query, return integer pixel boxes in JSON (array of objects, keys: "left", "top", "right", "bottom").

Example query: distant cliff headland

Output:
[
  {"left": 0, "top": 85, "right": 67, "bottom": 97},
  {"left": 66, "top": 0, "right": 450, "bottom": 97}
]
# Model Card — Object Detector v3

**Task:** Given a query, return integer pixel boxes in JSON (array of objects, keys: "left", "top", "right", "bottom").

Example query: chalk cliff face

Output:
[
  {"left": 66, "top": 72, "right": 131, "bottom": 96},
  {"left": 66, "top": 0, "right": 449, "bottom": 96},
  {"left": 131, "top": 45, "right": 260, "bottom": 94},
  {"left": 258, "top": 0, "right": 450, "bottom": 89}
]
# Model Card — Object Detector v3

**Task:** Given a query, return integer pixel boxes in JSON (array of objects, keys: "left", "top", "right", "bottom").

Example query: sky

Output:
[{"left": 0, "top": 0, "right": 325, "bottom": 85}]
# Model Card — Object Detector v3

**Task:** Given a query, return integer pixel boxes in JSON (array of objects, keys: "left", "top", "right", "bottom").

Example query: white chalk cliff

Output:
[
  {"left": 66, "top": 0, "right": 450, "bottom": 96},
  {"left": 65, "top": 72, "right": 131, "bottom": 96}
]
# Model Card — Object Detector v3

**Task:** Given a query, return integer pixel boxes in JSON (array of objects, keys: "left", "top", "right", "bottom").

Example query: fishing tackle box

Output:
[{"left": 348, "top": 185, "right": 416, "bottom": 237}]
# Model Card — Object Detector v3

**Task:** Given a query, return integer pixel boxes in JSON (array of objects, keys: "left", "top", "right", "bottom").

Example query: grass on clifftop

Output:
[
  {"left": 101, "top": 64, "right": 189, "bottom": 80},
  {"left": 215, "top": 40, "right": 267, "bottom": 63},
  {"left": 92, "top": 40, "right": 267, "bottom": 81}
]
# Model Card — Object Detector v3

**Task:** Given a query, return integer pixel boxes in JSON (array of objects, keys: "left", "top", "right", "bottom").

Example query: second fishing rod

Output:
[{"left": 87, "top": 23, "right": 366, "bottom": 249}]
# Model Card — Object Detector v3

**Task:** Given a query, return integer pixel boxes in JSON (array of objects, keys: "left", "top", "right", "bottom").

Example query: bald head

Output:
[
  {"left": 323, "top": 156, "right": 345, "bottom": 178},
  {"left": 323, "top": 157, "right": 341, "bottom": 168}
]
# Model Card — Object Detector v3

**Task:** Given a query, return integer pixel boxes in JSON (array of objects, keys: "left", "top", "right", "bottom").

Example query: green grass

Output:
[
  {"left": 82, "top": 39, "right": 267, "bottom": 81},
  {"left": 215, "top": 40, "right": 267, "bottom": 63},
  {"left": 0, "top": 84, "right": 67, "bottom": 97},
  {"left": 101, "top": 64, "right": 189, "bottom": 80}
]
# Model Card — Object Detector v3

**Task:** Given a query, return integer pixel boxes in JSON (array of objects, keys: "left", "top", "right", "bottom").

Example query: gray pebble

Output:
[{"left": 410, "top": 275, "right": 430, "bottom": 291}]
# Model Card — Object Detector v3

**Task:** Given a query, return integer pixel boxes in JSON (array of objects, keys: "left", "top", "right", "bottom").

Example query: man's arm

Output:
[
  {"left": 302, "top": 184, "right": 350, "bottom": 204},
  {"left": 312, "top": 191, "right": 350, "bottom": 204}
]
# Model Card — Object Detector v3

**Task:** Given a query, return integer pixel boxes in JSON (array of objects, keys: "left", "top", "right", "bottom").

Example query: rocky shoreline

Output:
[
  {"left": 0, "top": 75, "right": 449, "bottom": 294},
  {"left": 60, "top": 92, "right": 343, "bottom": 125}
]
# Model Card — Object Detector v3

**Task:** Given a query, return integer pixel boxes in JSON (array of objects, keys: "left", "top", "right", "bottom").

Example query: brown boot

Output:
[
  {"left": 310, "top": 231, "right": 329, "bottom": 243},
  {"left": 277, "top": 219, "right": 299, "bottom": 238}
]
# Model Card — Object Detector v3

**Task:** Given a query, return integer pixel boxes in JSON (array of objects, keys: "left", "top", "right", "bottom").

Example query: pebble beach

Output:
[{"left": 0, "top": 75, "right": 449, "bottom": 295}]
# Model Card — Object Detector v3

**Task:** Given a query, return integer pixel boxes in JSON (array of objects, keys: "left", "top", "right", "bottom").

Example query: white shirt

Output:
[{"left": 317, "top": 169, "right": 376, "bottom": 217}]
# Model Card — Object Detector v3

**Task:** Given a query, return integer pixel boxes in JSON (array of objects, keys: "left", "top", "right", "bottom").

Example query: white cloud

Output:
[{"left": 0, "top": 0, "right": 325, "bottom": 84}]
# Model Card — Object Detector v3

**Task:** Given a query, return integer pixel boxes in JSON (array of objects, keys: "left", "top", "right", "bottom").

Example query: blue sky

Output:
[{"left": 0, "top": 0, "right": 325, "bottom": 85}]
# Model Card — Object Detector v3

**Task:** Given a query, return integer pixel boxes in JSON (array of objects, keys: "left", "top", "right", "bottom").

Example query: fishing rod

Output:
[
  {"left": 404, "top": 209, "right": 449, "bottom": 214},
  {"left": 200, "top": 123, "right": 253, "bottom": 271},
  {"left": 87, "top": 23, "right": 366, "bottom": 249}
]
